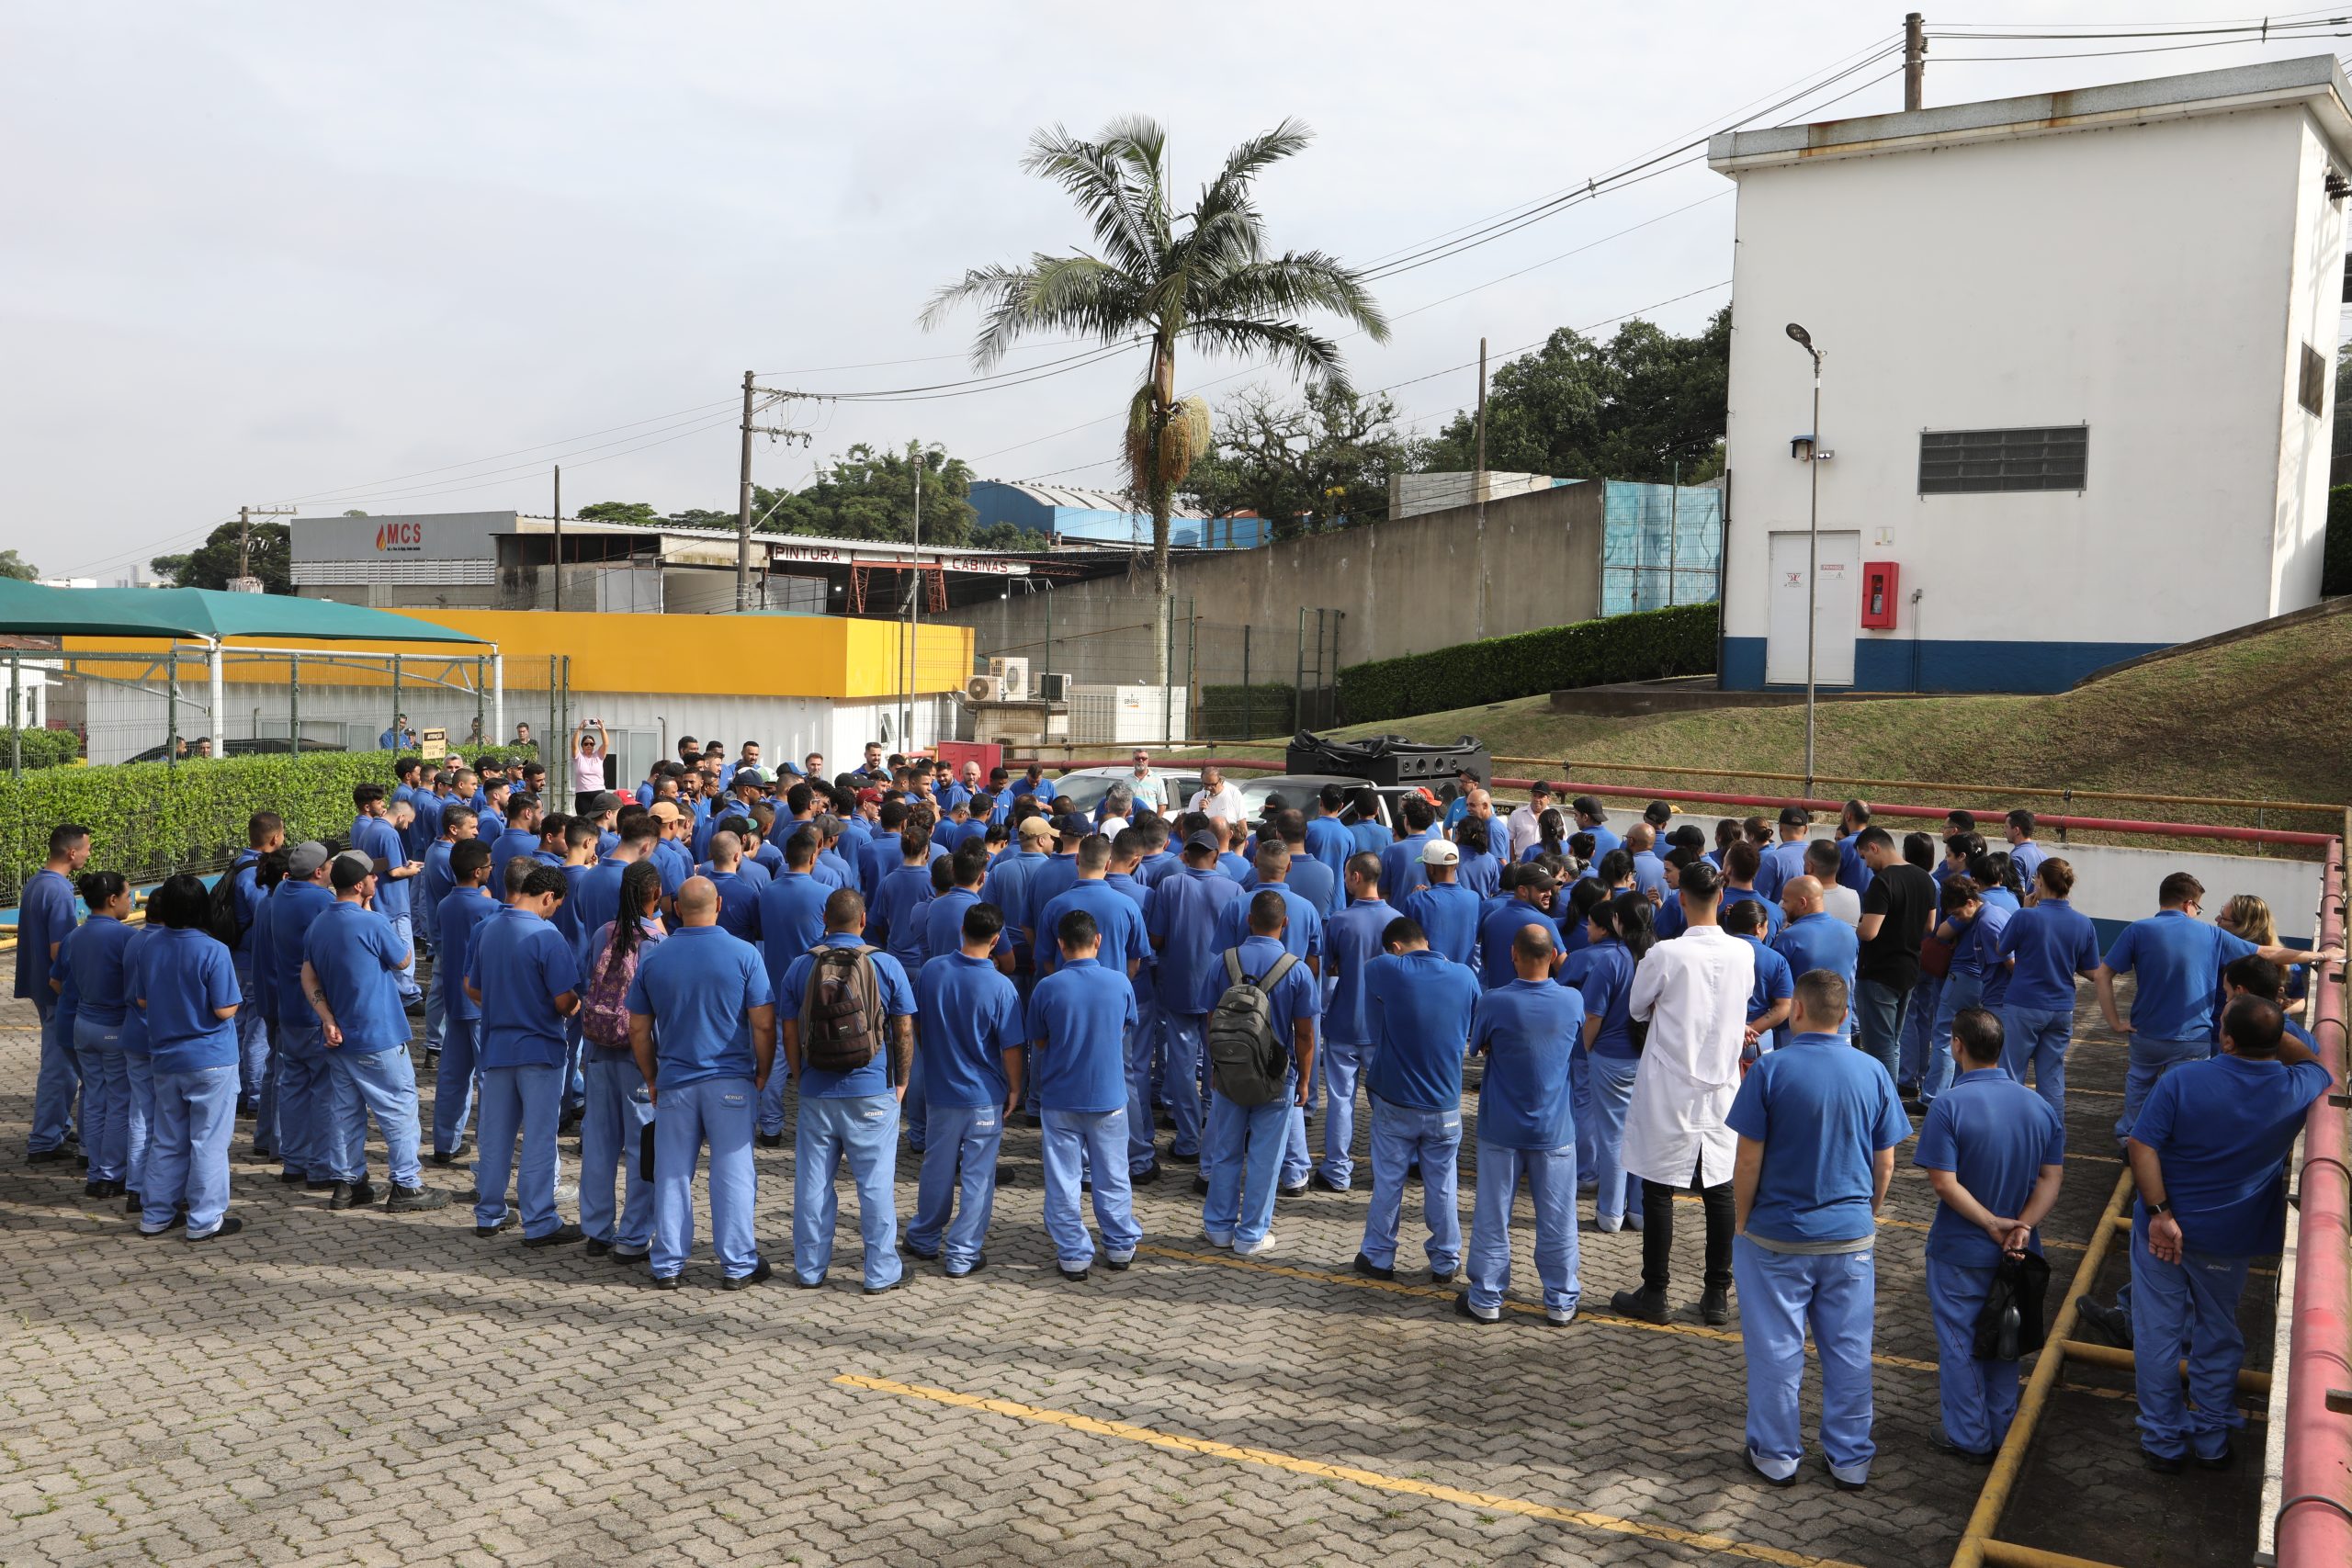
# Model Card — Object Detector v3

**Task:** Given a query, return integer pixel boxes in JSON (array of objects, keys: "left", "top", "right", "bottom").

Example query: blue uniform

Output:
[
  {"left": 1770, "top": 911, "right": 1860, "bottom": 1051},
  {"left": 1316, "top": 897, "right": 1396, "bottom": 1190},
  {"left": 1565, "top": 935, "right": 1645, "bottom": 1228},
  {"left": 2103, "top": 908, "right": 2260, "bottom": 1143},
  {"left": 1144, "top": 866, "right": 1244, "bottom": 1160},
  {"left": 1756, "top": 840, "right": 1808, "bottom": 906},
  {"left": 1400, "top": 881, "right": 1481, "bottom": 972},
  {"left": 1455, "top": 846, "right": 1504, "bottom": 900},
  {"left": 1738, "top": 934, "right": 1795, "bottom": 1060},
  {"left": 1992, "top": 896, "right": 2099, "bottom": 1115},
  {"left": 1200, "top": 933, "right": 1320, "bottom": 1252},
  {"left": 431, "top": 886, "right": 498, "bottom": 1156},
  {"left": 907, "top": 952, "right": 1027, "bottom": 1272},
  {"left": 1723, "top": 886, "right": 1784, "bottom": 939},
  {"left": 468, "top": 906, "right": 582, "bottom": 1237},
  {"left": 1477, "top": 898, "right": 1555, "bottom": 988},
  {"left": 1463, "top": 979, "right": 1586, "bottom": 1319},
  {"left": 1380, "top": 829, "right": 1440, "bottom": 902},
  {"left": 134, "top": 928, "right": 243, "bottom": 1236},
  {"left": 1304, "top": 816, "right": 1353, "bottom": 889},
  {"left": 1356, "top": 948, "right": 1481, "bottom": 1274}
]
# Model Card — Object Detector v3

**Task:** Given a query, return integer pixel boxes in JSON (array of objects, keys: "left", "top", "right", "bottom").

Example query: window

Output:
[
  {"left": 1917, "top": 426, "right": 2087, "bottom": 494},
  {"left": 2300, "top": 344, "right": 2326, "bottom": 418}
]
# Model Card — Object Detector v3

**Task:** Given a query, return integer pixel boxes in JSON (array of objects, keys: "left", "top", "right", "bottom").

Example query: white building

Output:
[{"left": 1709, "top": 55, "right": 2351, "bottom": 692}]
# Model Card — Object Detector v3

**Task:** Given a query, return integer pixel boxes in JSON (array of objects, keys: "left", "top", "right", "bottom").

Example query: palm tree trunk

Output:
[{"left": 1148, "top": 342, "right": 1176, "bottom": 704}]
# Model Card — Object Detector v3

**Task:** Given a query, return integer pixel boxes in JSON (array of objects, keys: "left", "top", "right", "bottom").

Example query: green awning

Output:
[{"left": 0, "top": 581, "right": 489, "bottom": 644}]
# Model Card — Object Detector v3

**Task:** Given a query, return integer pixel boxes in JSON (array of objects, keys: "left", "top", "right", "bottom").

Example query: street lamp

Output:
[{"left": 1786, "top": 321, "right": 1824, "bottom": 791}]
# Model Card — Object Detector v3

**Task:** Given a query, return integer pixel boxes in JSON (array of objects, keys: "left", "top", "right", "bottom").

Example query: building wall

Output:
[
  {"left": 2277, "top": 117, "right": 2347, "bottom": 615},
  {"left": 1718, "top": 104, "right": 2331, "bottom": 692}
]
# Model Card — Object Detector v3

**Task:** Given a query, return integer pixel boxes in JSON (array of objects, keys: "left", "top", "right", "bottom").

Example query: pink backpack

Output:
[{"left": 581, "top": 921, "right": 649, "bottom": 1047}]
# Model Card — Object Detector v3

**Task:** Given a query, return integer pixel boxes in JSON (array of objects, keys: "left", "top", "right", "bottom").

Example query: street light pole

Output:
[{"left": 1786, "top": 322, "right": 1824, "bottom": 791}]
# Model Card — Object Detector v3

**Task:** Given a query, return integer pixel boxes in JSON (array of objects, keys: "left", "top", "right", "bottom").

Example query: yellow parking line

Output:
[{"left": 837, "top": 1373, "right": 1874, "bottom": 1568}]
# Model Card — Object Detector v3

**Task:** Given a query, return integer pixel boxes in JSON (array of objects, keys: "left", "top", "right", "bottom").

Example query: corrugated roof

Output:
[{"left": 980, "top": 482, "right": 1207, "bottom": 519}]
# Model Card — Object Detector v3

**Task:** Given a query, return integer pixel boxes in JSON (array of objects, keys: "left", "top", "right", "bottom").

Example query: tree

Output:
[
  {"left": 0, "top": 549, "right": 36, "bottom": 581},
  {"left": 924, "top": 116, "right": 1386, "bottom": 682},
  {"left": 1423, "top": 307, "right": 1729, "bottom": 484},
  {"left": 150, "top": 520, "right": 292, "bottom": 593},
  {"left": 575, "top": 501, "right": 663, "bottom": 528},
  {"left": 1185, "top": 382, "right": 1426, "bottom": 537}
]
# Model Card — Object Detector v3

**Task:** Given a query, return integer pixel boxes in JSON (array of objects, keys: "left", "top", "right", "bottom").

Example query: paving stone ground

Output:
[{"left": 0, "top": 976, "right": 2271, "bottom": 1568}]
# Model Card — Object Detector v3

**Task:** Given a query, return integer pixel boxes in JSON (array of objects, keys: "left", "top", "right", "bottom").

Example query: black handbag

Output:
[{"left": 1973, "top": 1251, "right": 2052, "bottom": 1361}]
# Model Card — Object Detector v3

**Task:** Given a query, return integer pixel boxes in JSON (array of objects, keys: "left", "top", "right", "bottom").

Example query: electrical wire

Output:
[{"left": 1931, "top": 35, "right": 2348, "bottom": 62}]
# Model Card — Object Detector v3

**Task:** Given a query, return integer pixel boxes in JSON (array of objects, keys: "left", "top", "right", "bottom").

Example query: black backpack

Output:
[
  {"left": 1205, "top": 948, "right": 1300, "bottom": 1107},
  {"left": 207, "top": 863, "right": 251, "bottom": 948}
]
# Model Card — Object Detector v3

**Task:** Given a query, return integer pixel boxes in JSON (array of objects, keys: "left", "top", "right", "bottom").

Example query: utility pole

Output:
[
  {"left": 736, "top": 370, "right": 812, "bottom": 612},
  {"left": 1473, "top": 336, "right": 1489, "bottom": 638},
  {"left": 551, "top": 464, "right": 562, "bottom": 613},
  {"left": 234, "top": 505, "right": 294, "bottom": 592},
  {"left": 1904, "top": 13, "right": 1927, "bottom": 111},
  {"left": 903, "top": 442, "right": 922, "bottom": 752}
]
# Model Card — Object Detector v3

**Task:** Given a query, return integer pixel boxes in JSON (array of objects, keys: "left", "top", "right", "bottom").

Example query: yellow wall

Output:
[{"left": 61, "top": 610, "right": 974, "bottom": 700}]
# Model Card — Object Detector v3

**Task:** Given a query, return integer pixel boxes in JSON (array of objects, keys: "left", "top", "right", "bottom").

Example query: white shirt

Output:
[
  {"left": 1126, "top": 770, "right": 1168, "bottom": 811},
  {"left": 1622, "top": 924, "right": 1755, "bottom": 1188},
  {"left": 1191, "top": 783, "right": 1245, "bottom": 822},
  {"left": 571, "top": 751, "right": 607, "bottom": 793},
  {"left": 1507, "top": 804, "right": 1545, "bottom": 859},
  {"left": 1822, "top": 884, "right": 1862, "bottom": 928}
]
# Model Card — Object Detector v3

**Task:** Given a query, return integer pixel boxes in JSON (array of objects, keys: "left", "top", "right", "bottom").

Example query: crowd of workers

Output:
[{"left": 10, "top": 740, "right": 2337, "bottom": 1486}]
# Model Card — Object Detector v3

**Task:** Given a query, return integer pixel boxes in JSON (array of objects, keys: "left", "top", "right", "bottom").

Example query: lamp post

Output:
[{"left": 1786, "top": 321, "right": 1824, "bottom": 791}]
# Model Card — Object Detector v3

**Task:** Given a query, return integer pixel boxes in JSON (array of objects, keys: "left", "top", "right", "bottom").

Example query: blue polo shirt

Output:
[
  {"left": 228, "top": 851, "right": 265, "bottom": 959},
  {"left": 1756, "top": 840, "right": 1808, "bottom": 906},
  {"left": 2008, "top": 840, "right": 2048, "bottom": 892},
  {"left": 1304, "top": 816, "right": 1353, "bottom": 888},
  {"left": 1148, "top": 868, "right": 1244, "bottom": 1018},
  {"left": 421, "top": 840, "right": 458, "bottom": 929},
  {"left": 1914, "top": 1068, "right": 2066, "bottom": 1267},
  {"left": 1454, "top": 847, "right": 1503, "bottom": 901},
  {"left": 1477, "top": 899, "right": 1555, "bottom": 989},
  {"left": 1362, "top": 950, "right": 1481, "bottom": 1110},
  {"left": 1010, "top": 775, "right": 1057, "bottom": 803},
  {"left": 66, "top": 915, "right": 135, "bottom": 1028},
  {"left": 1723, "top": 886, "right": 1784, "bottom": 939},
  {"left": 777, "top": 932, "right": 918, "bottom": 1099},
  {"left": 921, "top": 887, "right": 1014, "bottom": 970},
  {"left": 468, "top": 906, "right": 582, "bottom": 1070},
  {"left": 1028, "top": 853, "right": 1083, "bottom": 922},
  {"left": 707, "top": 870, "right": 763, "bottom": 943},
  {"left": 15, "top": 869, "right": 77, "bottom": 1004},
  {"left": 571, "top": 856, "right": 629, "bottom": 967},
  {"left": 1771, "top": 912, "right": 1860, "bottom": 1046},
  {"left": 1470, "top": 979, "right": 1585, "bottom": 1149},
  {"left": 1740, "top": 934, "right": 1795, "bottom": 1041},
  {"left": 1836, "top": 835, "right": 1871, "bottom": 896},
  {"left": 981, "top": 849, "right": 1046, "bottom": 945},
  {"left": 624, "top": 925, "right": 770, "bottom": 1089},
  {"left": 1563, "top": 937, "right": 1640, "bottom": 1058},
  {"left": 118, "top": 929, "right": 155, "bottom": 1054},
  {"left": 406, "top": 791, "right": 444, "bottom": 862},
  {"left": 1247, "top": 853, "right": 1337, "bottom": 919},
  {"left": 2103, "top": 909, "right": 2258, "bottom": 1043},
  {"left": 268, "top": 881, "right": 336, "bottom": 1020},
  {"left": 1725, "top": 1032, "right": 1912, "bottom": 1247},
  {"left": 1995, "top": 897, "right": 2100, "bottom": 1012},
  {"left": 869, "top": 864, "right": 936, "bottom": 973},
  {"left": 1322, "top": 897, "right": 1397, "bottom": 1045},
  {"left": 1037, "top": 878, "right": 1152, "bottom": 986},
  {"left": 301, "top": 900, "right": 410, "bottom": 1054},
  {"left": 1196, "top": 933, "right": 1321, "bottom": 1043},
  {"left": 758, "top": 872, "right": 831, "bottom": 973},
  {"left": 1399, "top": 881, "right": 1481, "bottom": 971},
  {"left": 351, "top": 815, "right": 413, "bottom": 919},
  {"left": 476, "top": 804, "right": 506, "bottom": 840},
  {"left": 1380, "top": 829, "right": 1440, "bottom": 902},
  {"left": 487, "top": 828, "right": 537, "bottom": 896},
  {"left": 916, "top": 952, "right": 1026, "bottom": 1109},
  {"left": 1136, "top": 849, "right": 1183, "bottom": 891},
  {"left": 139, "top": 928, "right": 241, "bottom": 1075},
  {"left": 818, "top": 847, "right": 862, "bottom": 893},
  {"left": 1212, "top": 880, "right": 1323, "bottom": 973},
  {"left": 553, "top": 862, "right": 594, "bottom": 948},
  {"left": 1025, "top": 958, "right": 1136, "bottom": 1112},
  {"left": 2131, "top": 1052, "right": 2333, "bottom": 1256},
  {"left": 435, "top": 886, "right": 497, "bottom": 1022},
  {"left": 1583, "top": 821, "right": 1623, "bottom": 863}
]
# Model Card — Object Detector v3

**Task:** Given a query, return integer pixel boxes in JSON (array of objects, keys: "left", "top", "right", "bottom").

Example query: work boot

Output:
[
  {"left": 328, "top": 1179, "right": 376, "bottom": 1211},
  {"left": 386, "top": 1184, "right": 452, "bottom": 1213},
  {"left": 1610, "top": 1286, "right": 1673, "bottom": 1325}
]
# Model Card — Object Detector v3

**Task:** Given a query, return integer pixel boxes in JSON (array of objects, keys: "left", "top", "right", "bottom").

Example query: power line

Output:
[{"left": 1930, "top": 34, "right": 2348, "bottom": 62}]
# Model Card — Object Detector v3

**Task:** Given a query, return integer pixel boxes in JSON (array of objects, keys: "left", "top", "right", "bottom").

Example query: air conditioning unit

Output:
[
  {"left": 1038, "top": 671, "right": 1073, "bottom": 703},
  {"left": 988, "top": 656, "right": 1030, "bottom": 700},
  {"left": 964, "top": 674, "right": 1003, "bottom": 703}
]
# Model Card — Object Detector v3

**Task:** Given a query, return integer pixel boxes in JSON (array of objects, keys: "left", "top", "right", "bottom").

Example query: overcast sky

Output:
[{"left": 7, "top": 2, "right": 2346, "bottom": 580}]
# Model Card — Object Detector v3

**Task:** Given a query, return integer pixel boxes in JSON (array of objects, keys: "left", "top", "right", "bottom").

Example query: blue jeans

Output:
[
  {"left": 651, "top": 1077, "right": 760, "bottom": 1280},
  {"left": 580, "top": 1051, "right": 654, "bottom": 1254},
  {"left": 72, "top": 1016, "right": 130, "bottom": 1183},
  {"left": 1359, "top": 1097, "right": 1463, "bottom": 1272},
  {"left": 142, "top": 1064, "right": 239, "bottom": 1236},
  {"left": 2128, "top": 1218, "right": 2251, "bottom": 1460},
  {"left": 901, "top": 1028, "right": 929, "bottom": 1154},
  {"left": 327, "top": 1043, "right": 424, "bottom": 1190},
  {"left": 1927, "top": 1257, "right": 2018, "bottom": 1454},
  {"left": 1570, "top": 1045, "right": 1597, "bottom": 1184},
  {"left": 1585, "top": 1052, "right": 1646, "bottom": 1225},
  {"left": 475, "top": 1064, "right": 565, "bottom": 1236},
  {"left": 424, "top": 952, "right": 447, "bottom": 1055},
  {"left": 2116, "top": 1036, "right": 2206, "bottom": 1145},
  {"left": 757, "top": 1043, "right": 791, "bottom": 1136},
  {"left": 232, "top": 953, "right": 269, "bottom": 1109},
  {"left": 1919, "top": 973, "right": 1984, "bottom": 1108},
  {"left": 1898, "top": 974, "right": 1944, "bottom": 1089},
  {"left": 274, "top": 1019, "right": 333, "bottom": 1179},
  {"left": 1041, "top": 1107, "right": 1141, "bottom": 1269},
  {"left": 1203, "top": 1087, "right": 1292, "bottom": 1247},
  {"left": 1997, "top": 1005, "right": 2071, "bottom": 1119},
  {"left": 28, "top": 998, "right": 79, "bottom": 1152},
  {"left": 1161, "top": 1013, "right": 1208, "bottom": 1158},
  {"left": 1125, "top": 998, "right": 1162, "bottom": 1174},
  {"left": 1734, "top": 1238, "right": 1879, "bottom": 1483},
  {"left": 254, "top": 1016, "right": 279, "bottom": 1154},
  {"left": 794, "top": 1092, "right": 901, "bottom": 1290},
  {"left": 1316, "top": 1037, "right": 1372, "bottom": 1189},
  {"left": 123, "top": 1051, "right": 153, "bottom": 1196},
  {"left": 1466, "top": 1140, "right": 1581, "bottom": 1315},
  {"left": 433, "top": 1016, "right": 481, "bottom": 1156},
  {"left": 909, "top": 1102, "right": 1005, "bottom": 1272},
  {"left": 387, "top": 911, "right": 424, "bottom": 1007},
  {"left": 1853, "top": 979, "right": 1908, "bottom": 1086}
]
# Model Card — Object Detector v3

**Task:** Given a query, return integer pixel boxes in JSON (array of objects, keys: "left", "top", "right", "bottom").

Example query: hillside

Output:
[{"left": 1220, "top": 608, "right": 2352, "bottom": 833}]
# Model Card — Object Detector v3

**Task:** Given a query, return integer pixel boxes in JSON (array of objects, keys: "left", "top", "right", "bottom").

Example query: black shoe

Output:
[
  {"left": 1163, "top": 1147, "right": 1198, "bottom": 1166},
  {"left": 793, "top": 1272, "right": 827, "bottom": 1290},
  {"left": 2141, "top": 1448, "right": 2186, "bottom": 1474},
  {"left": 84, "top": 1179, "right": 109, "bottom": 1198},
  {"left": 75, "top": 1154, "right": 88, "bottom": 1170},
  {"left": 141, "top": 1213, "right": 187, "bottom": 1237},
  {"left": 994, "top": 1163, "right": 1014, "bottom": 1185},
  {"left": 651, "top": 1273, "right": 682, "bottom": 1290},
  {"left": 1104, "top": 1256, "right": 1132, "bottom": 1272},
  {"left": 557, "top": 1111, "right": 582, "bottom": 1138},
  {"left": 1928, "top": 1429, "right": 1997, "bottom": 1465},
  {"left": 26, "top": 1147, "right": 70, "bottom": 1166},
  {"left": 1824, "top": 1460, "right": 1867, "bottom": 1493},
  {"left": 1701, "top": 1288, "right": 1732, "bottom": 1325},
  {"left": 610, "top": 1249, "right": 648, "bottom": 1268},
  {"left": 522, "top": 1222, "right": 585, "bottom": 1247},
  {"left": 1453, "top": 1292, "right": 1498, "bottom": 1325},
  {"left": 1156, "top": 1112, "right": 1176, "bottom": 1131},
  {"left": 1352, "top": 1253, "right": 1396, "bottom": 1281},
  {"left": 1277, "top": 1181, "right": 1310, "bottom": 1200},
  {"left": 2075, "top": 1296, "right": 2134, "bottom": 1348},
  {"left": 1310, "top": 1173, "right": 1348, "bottom": 1195},
  {"left": 246, "top": 1144, "right": 271, "bottom": 1161},
  {"left": 1610, "top": 1287, "right": 1673, "bottom": 1325},
  {"left": 584, "top": 1238, "right": 613, "bottom": 1258},
  {"left": 63, "top": 1128, "right": 79, "bottom": 1145},
  {"left": 1130, "top": 1164, "right": 1161, "bottom": 1188},
  {"left": 187, "top": 1215, "right": 243, "bottom": 1243},
  {"left": 304, "top": 1179, "right": 336, "bottom": 1193},
  {"left": 1059, "top": 1266, "right": 1090, "bottom": 1282},
  {"left": 327, "top": 1179, "right": 376, "bottom": 1212},
  {"left": 862, "top": 1278, "right": 901, "bottom": 1295},
  {"left": 1742, "top": 1450, "right": 1797, "bottom": 1489},
  {"left": 949, "top": 1252, "right": 988, "bottom": 1277},
  {"left": 277, "top": 1170, "right": 306, "bottom": 1185},
  {"left": 386, "top": 1184, "right": 452, "bottom": 1213},
  {"left": 755, "top": 1131, "right": 784, "bottom": 1149},
  {"left": 1191, "top": 1176, "right": 1210, "bottom": 1196},
  {"left": 424, "top": 1150, "right": 471, "bottom": 1170},
  {"left": 474, "top": 1213, "right": 517, "bottom": 1237},
  {"left": 901, "top": 1239, "right": 940, "bottom": 1261},
  {"left": 721, "top": 1258, "right": 774, "bottom": 1292},
  {"left": 1407, "top": 1161, "right": 1421, "bottom": 1181},
  {"left": 123, "top": 1192, "right": 141, "bottom": 1214},
  {"left": 2196, "top": 1439, "right": 2235, "bottom": 1472},
  {"left": 1430, "top": 1268, "right": 1457, "bottom": 1285},
  {"left": 1021, "top": 1111, "right": 1043, "bottom": 1127}
]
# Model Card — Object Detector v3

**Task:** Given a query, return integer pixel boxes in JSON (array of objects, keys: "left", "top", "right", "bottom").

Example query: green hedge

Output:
[
  {"left": 1337, "top": 602, "right": 1719, "bottom": 724},
  {"left": 0, "top": 751, "right": 396, "bottom": 903},
  {"left": 2327, "top": 483, "right": 2352, "bottom": 598},
  {"left": 1199, "top": 682, "right": 1299, "bottom": 739},
  {"left": 0, "top": 728, "right": 82, "bottom": 770}
]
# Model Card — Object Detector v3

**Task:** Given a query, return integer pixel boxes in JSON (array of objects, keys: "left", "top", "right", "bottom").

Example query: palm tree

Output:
[{"left": 923, "top": 115, "right": 1387, "bottom": 687}]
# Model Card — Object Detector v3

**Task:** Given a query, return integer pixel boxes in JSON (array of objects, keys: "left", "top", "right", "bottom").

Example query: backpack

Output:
[
  {"left": 1206, "top": 947, "right": 1301, "bottom": 1107},
  {"left": 581, "top": 923, "right": 644, "bottom": 1048},
  {"left": 207, "top": 861, "right": 253, "bottom": 949},
  {"left": 798, "top": 943, "right": 888, "bottom": 1077}
]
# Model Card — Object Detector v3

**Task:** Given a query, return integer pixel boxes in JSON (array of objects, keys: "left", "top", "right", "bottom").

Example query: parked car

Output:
[
  {"left": 1231, "top": 773, "right": 1429, "bottom": 834},
  {"left": 1045, "top": 765, "right": 1204, "bottom": 818},
  {"left": 124, "top": 737, "right": 349, "bottom": 765}
]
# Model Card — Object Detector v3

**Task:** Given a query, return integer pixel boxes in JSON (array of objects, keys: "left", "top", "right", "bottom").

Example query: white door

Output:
[{"left": 1765, "top": 530, "right": 1860, "bottom": 686}]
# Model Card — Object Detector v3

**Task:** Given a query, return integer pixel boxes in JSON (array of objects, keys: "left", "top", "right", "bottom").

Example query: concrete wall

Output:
[{"left": 935, "top": 480, "right": 1605, "bottom": 670}]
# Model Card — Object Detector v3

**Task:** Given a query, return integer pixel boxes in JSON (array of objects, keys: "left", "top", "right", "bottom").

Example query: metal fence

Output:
[{"left": 1600, "top": 480, "right": 1723, "bottom": 616}]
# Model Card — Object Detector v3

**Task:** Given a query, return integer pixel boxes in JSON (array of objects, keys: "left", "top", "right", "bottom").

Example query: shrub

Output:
[
  {"left": 0, "top": 750, "right": 397, "bottom": 903},
  {"left": 2327, "top": 483, "right": 2352, "bottom": 598},
  {"left": 1337, "top": 603, "right": 1718, "bottom": 724},
  {"left": 0, "top": 728, "right": 82, "bottom": 771},
  {"left": 1199, "top": 682, "right": 1299, "bottom": 739}
]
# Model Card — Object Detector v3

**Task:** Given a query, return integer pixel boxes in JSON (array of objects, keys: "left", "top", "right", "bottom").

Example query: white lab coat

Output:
[{"left": 1622, "top": 925, "right": 1754, "bottom": 1189}]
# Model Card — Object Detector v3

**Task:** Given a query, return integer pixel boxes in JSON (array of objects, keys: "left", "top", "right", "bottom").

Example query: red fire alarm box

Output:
[{"left": 1860, "top": 561, "right": 1899, "bottom": 628}]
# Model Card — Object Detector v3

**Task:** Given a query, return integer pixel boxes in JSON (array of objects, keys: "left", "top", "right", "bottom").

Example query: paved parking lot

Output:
[{"left": 0, "top": 981, "right": 2267, "bottom": 1568}]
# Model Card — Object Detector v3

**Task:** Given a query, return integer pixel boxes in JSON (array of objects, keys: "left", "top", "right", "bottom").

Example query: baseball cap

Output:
[
  {"left": 1421, "top": 840, "right": 1461, "bottom": 867},
  {"left": 856, "top": 787, "right": 883, "bottom": 806},
  {"left": 1018, "top": 818, "right": 1055, "bottom": 842},
  {"left": 648, "top": 800, "right": 684, "bottom": 822},
  {"left": 329, "top": 850, "right": 374, "bottom": 891},
  {"left": 1778, "top": 805, "right": 1810, "bottom": 827},
  {"left": 1184, "top": 829, "right": 1222, "bottom": 852},
  {"left": 287, "top": 840, "right": 331, "bottom": 879}
]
